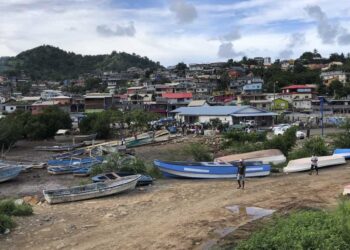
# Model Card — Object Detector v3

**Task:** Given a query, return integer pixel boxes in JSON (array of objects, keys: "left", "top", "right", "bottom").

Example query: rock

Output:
[
  {"left": 103, "top": 213, "right": 114, "bottom": 219},
  {"left": 4, "top": 229, "right": 10, "bottom": 235},
  {"left": 120, "top": 211, "right": 128, "bottom": 216},
  {"left": 39, "top": 227, "right": 51, "bottom": 232},
  {"left": 14, "top": 199, "right": 24, "bottom": 206},
  {"left": 23, "top": 195, "right": 39, "bottom": 205},
  {"left": 82, "top": 224, "right": 97, "bottom": 229}
]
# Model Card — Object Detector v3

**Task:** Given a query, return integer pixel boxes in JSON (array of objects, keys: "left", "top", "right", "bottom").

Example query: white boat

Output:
[
  {"left": 283, "top": 155, "right": 346, "bottom": 173},
  {"left": 43, "top": 174, "right": 141, "bottom": 204},
  {"left": 214, "top": 149, "right": 286, "bottom": 165},
  {"left": 54, "top": 129, "right": 97, "bottom": 143},
  {"left": 343, "top": 184, "right": 350, "bottom": 195}
]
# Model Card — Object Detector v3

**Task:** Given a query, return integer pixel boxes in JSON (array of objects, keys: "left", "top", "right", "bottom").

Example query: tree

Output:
[
  {"left": 328, "top": 80, "right": 346, "bottom": 98},
  {"left": 25, "top": 106, "right": 72, "bottom": 139},
  {"left": 79, "top": 111, "right": 112, "bottom": 139},
  {"left": 175, "top": 62, "right": 187, "bottom": 77},
  {"left": 217, "top": 71, "right": 230, "bottom": 91}
]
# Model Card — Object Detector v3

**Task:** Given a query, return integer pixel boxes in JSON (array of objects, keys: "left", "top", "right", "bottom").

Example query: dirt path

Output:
[{"left": 2, "top": 165, "right": 350, "bottom": 250}]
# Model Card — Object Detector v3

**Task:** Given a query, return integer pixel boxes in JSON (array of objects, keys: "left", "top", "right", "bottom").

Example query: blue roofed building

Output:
[{"left": 171, "top": 105, "right": 277, "bottom": 126}]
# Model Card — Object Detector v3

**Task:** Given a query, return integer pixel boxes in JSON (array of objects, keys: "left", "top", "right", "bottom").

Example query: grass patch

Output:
[
  {"left": 0, "top": 199, "right": 33, "bottom": 234},
  {"left": 236, "top": 200, "right": 350, "bottom": 250}
]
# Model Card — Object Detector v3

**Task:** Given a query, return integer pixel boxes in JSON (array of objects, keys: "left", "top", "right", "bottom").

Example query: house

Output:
[
  {"left": 292, "top": 99, "right": 312, "bottom": 112},
  {"left": 320, "top": 71, "right": 348, "bottom": 86},
  {"left": 1, "top": 101, "right": 32, "bottom": 114},
  {"left": 84, "top": 93, "right": 113, "bottom": 112},
  {"left": 41, "top": 90, "right": 63, "bottom": 100},
  {"left": 250, "top": 100, "right": 272, "bottom": 111},
  {"left": 126, "top": 86, "right": 147, "bottom": 95},
  {"left": 312, "top": 99, "right": 350, "bottom": 114},
  {"left": 188, "top": 100, "right": 209, "bottom": 107},
  {"left": 264, "top": 57, "right": 271, "bottom": 66},
  {"left": 171, "top": 106, "right": 276, "bottom": 126},
  {"left": 279, "top": 85, "right": 316, "bottom": 102},
  {"left": 230, "top": 76, "right": 264, "bottom": 93},
  {"left": 272, "top": 98, "right": 289, "bottom": 111},
  {"left": 31, "top": 100, "right": 70, "bottom": 115}
]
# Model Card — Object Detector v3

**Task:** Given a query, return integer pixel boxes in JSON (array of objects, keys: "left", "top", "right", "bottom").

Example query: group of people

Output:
[{"left": 236, "top": 155, "right": 319, "bottom": 190}]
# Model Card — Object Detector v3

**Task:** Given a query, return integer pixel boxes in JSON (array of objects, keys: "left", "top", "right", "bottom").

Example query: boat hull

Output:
[
  {"left": 154, "top": 160, "right": 270, "bottom": 179},
  {"left": 0, "top": 166, "right": 22, "bottom": 183},
  {"left": 333, "top": 149, "right": 350, "bottom": 159},
  {"left": 55, "top": 134, "right": 97, "bottom": 143},
  {"left": 43, "top": 175, "right": 141, "bottom": 204},
  {"left": 214, "top": 149, "right": 286, "bottom": 165},
  {"left": 283, "top": 155, "right": 346, "bottom": 173}
]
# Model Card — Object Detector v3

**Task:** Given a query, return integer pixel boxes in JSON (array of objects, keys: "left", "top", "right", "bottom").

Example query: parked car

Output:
[
  {"left": 240, "top": 120, "right": 256, "bottom": 127},
  {"left": 296, "top": 131, "right": 306, "bottom": 139},
  {"left": 270, "top": 123, "right": 289, "bottom": 131}
]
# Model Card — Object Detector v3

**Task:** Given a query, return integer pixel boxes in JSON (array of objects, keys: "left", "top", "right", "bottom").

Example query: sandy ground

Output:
[
  {"left": 1, "top": 165, "right": 350, "bottom": 250},
  {"left": 0, "top": 128, "right": 348, "bottom": 250}
]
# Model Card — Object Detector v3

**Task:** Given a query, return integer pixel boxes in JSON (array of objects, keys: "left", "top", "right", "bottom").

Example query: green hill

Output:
[{"left": 2, "top": 45, "right": 162, "bottom": 80}]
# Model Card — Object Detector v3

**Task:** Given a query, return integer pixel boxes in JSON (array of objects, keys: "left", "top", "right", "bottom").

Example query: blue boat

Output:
[
  {"left": 48, "top": 162, "right": 98, "bottom": 175},
  {"left": 0, "top": 166, "right": 22, "bottom": 183},
  {"left": 154, "top": 160, "right": 271, "bottom": 179},
  {"left": 333, "top": 149, "right": 350, "bottom": 159},
  {"left": 52, "top": 149, "right": 85, "bottom": 159},
  {"left": 48, "top": 156, "right": 103, "bottom": 167}
]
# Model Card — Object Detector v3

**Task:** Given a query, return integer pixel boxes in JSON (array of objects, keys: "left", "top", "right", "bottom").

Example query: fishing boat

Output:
[
  {"left": 52, "top": 149, "right": 85, "bottom": 160},
  {"left": 0, "top": 165, "right": 22, "bottom": 183},
  {"left": 47, "top": 156, "right": 103, "bottom": 167},
  {"left": 214, "top": 149, "right": 286, "bottom": 165},
  {"left": 43, "top": 174, "right": 141, "bottom": 204},
  {"left": 126, "top": 137, "right": 154, "bottom": 148},
  {"left": 333, "top": 149, "right": 350, "bottom": 159},
  {"left": 34, "top": 143, "right": 85, "bottom": 152},
  {"left": 54, "top": 129, "right": 97, "bottom": 143},
  {"left": 92, "top": 172, "right": 153, "bottom": 186},
  {"left": 283, "top": 155, "right": 346, "bottom": 173},
  {"left": 154, "top": 160, "right": 271, "bottom": 179}
]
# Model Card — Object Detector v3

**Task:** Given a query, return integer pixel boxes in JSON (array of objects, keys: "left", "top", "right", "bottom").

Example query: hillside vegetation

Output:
[{"left": 2, "top": 45, "right": 161, "bottom": 80}]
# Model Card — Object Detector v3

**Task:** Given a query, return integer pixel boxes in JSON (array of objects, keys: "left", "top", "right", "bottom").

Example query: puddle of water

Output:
[
  {"left": 200, "top": 206, "right": 275, "bottom": 250},
  {"left": 214, "top": 227, "right": 236, "bottom": 237},
  {"left": 226, "top": 205, "right": 275, "bottom": 221}
]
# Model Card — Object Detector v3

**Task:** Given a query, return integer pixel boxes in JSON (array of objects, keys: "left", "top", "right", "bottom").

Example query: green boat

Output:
[{"left": 126, "top": 137, "right": 154, "bottom": 148}]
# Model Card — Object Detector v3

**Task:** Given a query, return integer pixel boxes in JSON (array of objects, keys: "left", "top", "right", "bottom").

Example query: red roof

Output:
[
  {"left": 282, "top": 85, "right": 316, "bottom": 89},
  {"left": 162, "top": 92, "right": 193, "bottom": 99}
]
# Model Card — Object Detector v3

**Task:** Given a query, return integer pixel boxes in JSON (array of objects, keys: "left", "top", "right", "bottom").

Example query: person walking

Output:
[
  {"left": 310, "top": 155, "right": 318, "bottom": 175},
  {"left": 237, "top": 159, "right": 246, "bottom": 189}
]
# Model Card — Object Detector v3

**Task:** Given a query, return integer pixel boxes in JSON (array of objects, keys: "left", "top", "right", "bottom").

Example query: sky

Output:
[{"left": 1, "top": 0, "right": 350, "bottom": 66}]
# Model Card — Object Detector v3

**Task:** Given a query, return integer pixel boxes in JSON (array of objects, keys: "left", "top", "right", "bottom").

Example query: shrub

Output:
[
  {"left": 0, "top": 214, "right": 14, "bottom": 234},
  {"left": 12, "top": 204, "right": 33, "bottom": 216},
  {"left": 0, "top": 200, "right": 16, "bottom": 215},
  {"left": 90, "top": 153, "right": 146, "bottom": 176},
  {"left": 222, "top": 130, "right": 267, "bottom": 148},
  {"left": 79, "top": 112, "right": 112, "bottom": 139},
  {"left": 183, "top": 143, "right": 212, "bottom": 162},
  {"left": 236, "top": 200, "right": 350, "bottom": 250},
  {"left": 264, "top": 127, "right": 297, "bottom": 156},
  {"left": 333, "top": 119, "right": 350, "bottom": 148},
  {"left": 288, "top": 137, "right": 329, "bottom": 161}
]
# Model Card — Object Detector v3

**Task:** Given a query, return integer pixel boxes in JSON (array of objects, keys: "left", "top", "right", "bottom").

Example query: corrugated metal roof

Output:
[
  {"left": 162, "top": 92, "right": 192, "bottom": 99},
  {"left": 171, "top": 105, "right": 277, "bottom": 116}
]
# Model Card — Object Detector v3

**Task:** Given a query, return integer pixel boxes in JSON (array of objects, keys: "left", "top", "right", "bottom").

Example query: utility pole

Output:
[{"left": 319, "top": 96, "right": 325, "bottom": 137}]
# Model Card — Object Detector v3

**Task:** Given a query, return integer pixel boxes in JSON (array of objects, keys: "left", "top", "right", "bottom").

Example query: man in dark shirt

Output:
[{"left": 237, "top": 159, "right": 246, "bottom": 189}]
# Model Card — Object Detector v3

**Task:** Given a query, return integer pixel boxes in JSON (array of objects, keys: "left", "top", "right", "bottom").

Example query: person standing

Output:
[
  {"left": 310, "top": 155, "right": 318, "bottom": 175},
  {"left": 237, "top": 159, "right": 246, "bottom": 189}
]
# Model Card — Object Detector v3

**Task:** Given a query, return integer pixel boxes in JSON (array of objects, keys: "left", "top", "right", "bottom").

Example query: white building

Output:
[
  {"left": 320, "top": 71, "right": 348, "bottom": 86},
  {"left": 264, "top": 57, "right": 271, "bottom": 65},
  {"left": 41, "top": 90, "right": 63, "bottom": 100}
]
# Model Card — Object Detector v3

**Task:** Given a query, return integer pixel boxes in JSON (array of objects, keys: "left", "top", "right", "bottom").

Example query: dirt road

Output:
[{"left": 2, "top": 165, "right": 350, "bottom": 250}]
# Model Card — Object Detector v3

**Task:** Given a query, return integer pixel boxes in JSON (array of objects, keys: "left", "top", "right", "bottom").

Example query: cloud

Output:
[
  {"left": 96, "top": 22, "right": 136, "bottom": 37},
  {"left": 338, "top": 29, "right": 350, "bottom": 45},
  {"left": 304, "top": 5, "right": 339, "bottom": 44},
  {"left": 217, "top": 42, "right": 243, "bottom": 58},
  {"left": 169, "top": 0, "right": 197, "bottom": 24},
  {"left": 279, "top": 32, "right": 305, "bottom": 59},
  {"left": 220, "top": 28, "right": 241, "bottom": 42}
]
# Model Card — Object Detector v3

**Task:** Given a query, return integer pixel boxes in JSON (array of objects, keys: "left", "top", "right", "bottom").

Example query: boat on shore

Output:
[
  {"left": 333, "top": 149, "right": 350, "bottom": 159},
  {"left": 343, "top": 184, "right": 350, "bottom": 195},
  {"left": 35, "top": 143, "right": 85, "bottom": 152},
  {"left": 54, "top": 129, "right": 97, "bottom": 143},
  {"left": 43, "top": 174, "right": 141, "bottom": 204},
  {"left": 52, "top": 149, "right": 85, "bottom": 159},
  {"left": 214, "top": 149, "right": 286, "bottom": 165},
  {"left": 47, "top": 156, "right": 103, "bottom": 167},
  {"left": 283, "top": 155, "right": 346, "bottom": 173},
  {"left": 0, "top": 165, "right": 22, "bottom": 183},
  {"left": 154, "top": 160, "right": 271, "bottom": 179},
  {"left": 91, "top": 172, "right": 153, "bottom": 186}
]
